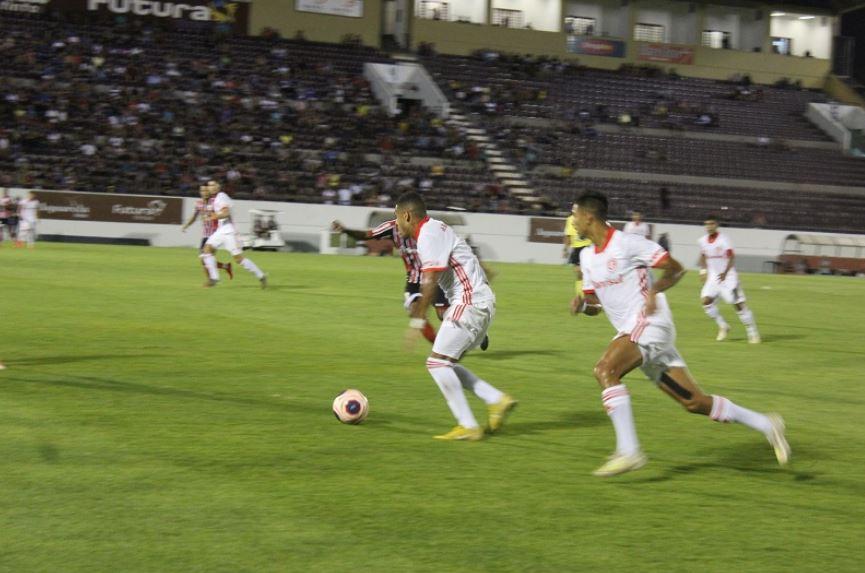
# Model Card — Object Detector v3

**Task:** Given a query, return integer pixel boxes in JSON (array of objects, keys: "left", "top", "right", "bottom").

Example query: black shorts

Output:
[
  {"left": 200, "top": 237, "right": 208, "bottom": 251},
  {"left": 406, "top": 282, "right": 448, "bottom": 307},
  {"left": 568, "top": 246, "right": 587, "bottom": 266}
]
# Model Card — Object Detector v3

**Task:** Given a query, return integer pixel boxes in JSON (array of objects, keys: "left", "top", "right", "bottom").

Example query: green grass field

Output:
[{"left": 2, "top": 243, "right": 864, "bottom": 572}]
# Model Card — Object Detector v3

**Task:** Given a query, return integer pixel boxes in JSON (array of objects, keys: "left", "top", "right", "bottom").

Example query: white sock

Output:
[
  {"left": 240, "top": 257, "right": 264, "bottom": 279},
  {"left": 601, "top": 385, "right": 640, "bottom": 456},
  {"left": 426, "top": 358, "right": 479, "bottom": 428},
  {"left": 453, "top": 364, "right": 503, "bottom": 405},
  {"left": 736, "top": 308, "right": 757, "bottom": 330},
  {"left": 703, "top": 303, "right": 728, "bottom": 328},
  {"left": 200, "top": 253, "right": 219, "bottom": 280},
  {"left": 710, "top": 395, "right": 772, "bottom": 435}
]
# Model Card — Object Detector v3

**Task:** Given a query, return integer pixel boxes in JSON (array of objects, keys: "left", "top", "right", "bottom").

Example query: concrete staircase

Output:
[{"left": 446, "top": 111, "right": 544, "bottom": 208}]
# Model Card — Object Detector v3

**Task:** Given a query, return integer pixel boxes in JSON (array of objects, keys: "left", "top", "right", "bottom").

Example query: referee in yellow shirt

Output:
[{"left": 563, "top": 202, "right": 593, "bottom": 296}]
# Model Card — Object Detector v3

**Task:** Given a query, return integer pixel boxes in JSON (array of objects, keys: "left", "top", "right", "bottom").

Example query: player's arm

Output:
[
  {"left": 213, "top": 206, "right": 230, "bottom": 221},
  {"left": 698, "top": 253, "right": 707, "bottom": 283},
  {"left": 410, "top": 269, "right": 440, "bottom": 325},
  {"left": 645, "top": 255, "right": 686, "bottom": 315},
  {"left": 331, "top": 220, "right": 371, "bottom": 241},
  {"left": 719, "top": 251, "right": 734, "bottom": 282},
  {"left": 182, "top": 208, "right": 199, "bottom": 231},
  {"left": 571, "top": 292, "right": 602, "bottom": 316}
]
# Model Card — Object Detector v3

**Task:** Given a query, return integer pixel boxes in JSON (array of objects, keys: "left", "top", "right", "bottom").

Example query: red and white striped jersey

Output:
[
  {"left": 368, "top": 219, "right": 422, "bottom": 284},
  {"left": 416, "top": 216, "right": 494, "bottom": 306},
  {"left": 0, "top": 196, "right": 11, "bottom": 218},
  {"left": 195, "top": 198, "right": 218, "bottom": 238},
  {"left": 698, "top": 232, "right": 738, "bottom": 283},
  {"left": 581, "top": 227, "right": 672, "bottom": 338}
]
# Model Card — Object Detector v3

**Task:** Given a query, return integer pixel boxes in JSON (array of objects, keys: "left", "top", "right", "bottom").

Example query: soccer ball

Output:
[{"left": 332, "top": 389, "right": 369, "bottom": 424}]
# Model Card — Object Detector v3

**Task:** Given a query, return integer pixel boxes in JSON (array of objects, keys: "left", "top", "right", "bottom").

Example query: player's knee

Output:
[
  {"left": 592, "top": 360, "right": 618, "bottom": 386},
  {"left": 701, "top": 297, "right": 713, "bottom": 306}
]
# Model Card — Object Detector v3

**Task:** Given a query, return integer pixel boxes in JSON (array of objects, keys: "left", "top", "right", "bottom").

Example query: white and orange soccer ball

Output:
[{"left": 332, "top": 389, "right": 369, "bottom": 424}]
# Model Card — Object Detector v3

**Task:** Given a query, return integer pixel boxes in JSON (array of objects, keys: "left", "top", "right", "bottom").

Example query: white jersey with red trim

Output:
[
  {"left": 581, "top": 228, "right": 672, "bottom": 337},
  {"left": 416, "top": 217, "right": 494, "bottom": 306},
  {"left": 623, "top": 221, "right": 651, "bottom": 239},
  {"left": 18, "top": 198, "right": 39, "bottom": 223},
  {"left": 368, "top": 219, "right": 422, "bottom": 284},
  {"left": 698, "top": 232, "right": 738, "bottom": 283},
  {"left": 212, "top": 192, "right": 235, "bottom": 231}
]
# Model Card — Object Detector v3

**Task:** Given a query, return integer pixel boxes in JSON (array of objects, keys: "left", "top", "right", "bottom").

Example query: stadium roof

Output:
[{"left": 694, "top": 1, "right": 865, "bottom": 15}]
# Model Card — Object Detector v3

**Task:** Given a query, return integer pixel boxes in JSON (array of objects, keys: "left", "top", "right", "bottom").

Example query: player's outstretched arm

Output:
[
  {"left": 645, "top": 256, "right": 686, "bottom": 315},
  {"left": 331, "top": 221, "right": 370, "bottom": 241},
  {"left": 182, "top": 209, "right": 199, "bottom": 231}
]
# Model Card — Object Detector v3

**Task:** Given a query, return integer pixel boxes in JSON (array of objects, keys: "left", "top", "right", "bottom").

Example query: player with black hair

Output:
[{"left": 571, "top": 191, "right": 788, "bottom": 476}]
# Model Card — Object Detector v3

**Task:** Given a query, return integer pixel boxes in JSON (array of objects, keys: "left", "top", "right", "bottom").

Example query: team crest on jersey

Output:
[{"left": 607, "top": 259, "right": 618, "bottom": 272}]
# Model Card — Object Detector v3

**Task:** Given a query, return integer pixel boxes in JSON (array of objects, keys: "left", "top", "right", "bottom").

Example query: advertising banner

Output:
[
  {"left": 566, "top": 37, "right": 626, "bottom": 58},
  {"left": 295, "top": 0, "right": 363, "bottom": 18},
  {"left": 38, "top": 0, "right": 251, "bottom": 33},
  {"left": 637, "top": 43, "right": 695, "bottom": 64},
  {"left": 35, "top": 190, "right": 183, "bottom": 224},
  {"left": 528, "top": 217, "right": 566, "bottom": 244},
  {"left": 0, "top": 0, "right": 49, "bottom": 14}
]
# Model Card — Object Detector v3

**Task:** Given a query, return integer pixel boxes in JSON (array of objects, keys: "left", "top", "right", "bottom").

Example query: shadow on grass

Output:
[
  {"left": 757, "top": 334, "right": 808, "bottom": 343},
  {"left": 6, "top": 354, "right": 165, "bottom": 366},
  {"left": 626, "top": 442, "right": 820, "bottom": 484},
  {"left": 496, "top": 410, "right": 607, "bottom": 436}
]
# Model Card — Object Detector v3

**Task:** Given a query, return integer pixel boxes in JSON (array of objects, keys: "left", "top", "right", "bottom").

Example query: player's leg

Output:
[
  {"left": 447, "top": 304, "right": 513, "bottom": 432},
  {"left": 228, "top": 234, "right": 266, "bottom": 287},
  {"left": 658, "top": 366, "right": 789, "bottom": 464},
  {"left": 731, "top": 286, "right": 760, "bottom": 343},
  {"left": 200, "top": 238, "right": 221, "bottom": 284},
  {"left": 701, "top": 285, "right": 729, "bottom": 340},
  {"left": 591, "top": 336, "right": 646, "bottom": 476}
]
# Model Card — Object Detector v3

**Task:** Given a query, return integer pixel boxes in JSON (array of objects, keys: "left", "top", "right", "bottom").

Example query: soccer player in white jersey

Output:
[
  {"left": 571, "top": 191, "right": 788, "bottom": 477},
  {"left": 698, "top": 215, "right": 761, "bottom": 343},
  {"left": 395, "top": 192, "right": 515, "bottom": 441},
  {"left": 623, "top": 211, "right": 651, "bottom": 239},
  {"left": 17, "top": 191, "right": 39, "bottom": 248},
  {"left": 182, "top": 184, "right": 232, "bottom": 282},
  {"left": 200, "top": 181, "right": 267, "bottom": 288}
]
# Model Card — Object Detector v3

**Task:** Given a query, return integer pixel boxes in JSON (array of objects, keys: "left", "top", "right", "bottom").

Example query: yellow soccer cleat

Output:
[
  {"left": 433, "top": 425, "right": 484, "bottom": 441},
  {"left": 592, "top": 451, "right": 648, "bottom": 477},
  {"left": 766, "top": 414, "right": 790, "bottom": 465},
  {"left": 487, "top": 394, "right": 518, "bottom": 433}
]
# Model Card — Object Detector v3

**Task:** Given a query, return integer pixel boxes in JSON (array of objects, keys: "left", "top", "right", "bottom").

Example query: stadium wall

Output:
[
  {"left": 27, "top": 196, "right": 865, "bottom": 272},
  {"left": 410, "top": 19, "right": 831, "bottom": 87},
  {"left": 249, "top": 0, "right": 382, "bottom": 46}
]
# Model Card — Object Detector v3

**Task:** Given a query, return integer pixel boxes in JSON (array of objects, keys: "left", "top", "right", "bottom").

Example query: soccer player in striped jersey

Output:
[
  {"left": 182, "top": 184, "right": 232, "bottom": 281},
  {"left": 332, "top": 218, "right": 489, "bottom": 350},
  {"left": 571, "top": 191, "right": 788, "bottom": 476},
  {"left": 396, "top": 192, "right": 515, "bottom": 441}
]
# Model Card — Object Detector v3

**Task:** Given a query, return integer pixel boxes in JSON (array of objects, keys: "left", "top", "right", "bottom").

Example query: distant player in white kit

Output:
[
  {"left": 570, "top": 191, "right": 788, "bottom": 477},
  {"left": 698, "top": 215, "right": 760, "bottom": 343},
  {"left": 395, "top": 192, "right": 516, "bottom": 441},
  {"left": 200, "top": 180, "right": 267, "bottom": 288},
  {"left": 623, "top": 211, "right": 650, "bottom": 239},
  {"left": 182, "top": 184, "right": 233, "bottom": 282},
  {"left": 17, "top": 191, "right": 39, "bottom": 248}
]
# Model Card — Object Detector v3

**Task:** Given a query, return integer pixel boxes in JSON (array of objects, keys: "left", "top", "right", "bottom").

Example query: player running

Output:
[
  {"left": 570, "top": 191, "right": 788, "bottom": 477},
  {"left": 564, "top": 202, "right": 592, "bottom": 298},
  {"left": 698, "top": 216, "right": 760, "bottom": 343},
  {"left": 182, "top": 184, "right": 233, "bottom": 282},
  {"left": 17, "top": 191, "right": 39, "bottom": 248},
  {"left": 200, "top": 181, "right": 267, "bottom": 288},
  {"left": 332, "top": 218, "right": 489, "bottom": 350},
  {"left": 396, "top": 192, "right": 515, "bottom": 441}
]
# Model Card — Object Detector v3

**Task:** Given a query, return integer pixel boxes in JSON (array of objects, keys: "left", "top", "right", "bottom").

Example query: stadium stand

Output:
[{"left": 1, "top": 12, "right": 864, "bottom": 232}]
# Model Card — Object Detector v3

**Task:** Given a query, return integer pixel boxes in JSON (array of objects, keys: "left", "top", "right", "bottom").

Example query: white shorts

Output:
[
  {"left": 621, "top": 322, "right": 687, "bottom": 383},
  {"left": 701, "top": 277, "right": 746, "bottom": 304},
  {"left": 205, "top": 224, "right": 242, "bottom": 256},
  {"left": 19, "top": 219, "right": 36, "bottom": 233},
  {"left": 432, "top": 302, "right": 494, "bottom": 359}
]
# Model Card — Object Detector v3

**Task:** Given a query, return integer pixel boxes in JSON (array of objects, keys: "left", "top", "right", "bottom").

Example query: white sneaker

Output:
[
  {"left": 748, "top": 330, "right": 762, "bottom": 344},
  {"left": 766, "top": 414, "right": 790, "bottom": 466},
  {"left": 592, "top": 451, "right": 648, "bottom": 477},
  {"left": 716, "top": 324, "right": 730, "bottom": 341}
]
